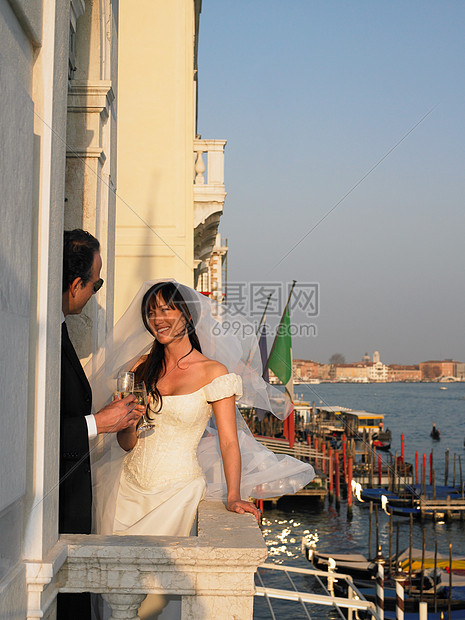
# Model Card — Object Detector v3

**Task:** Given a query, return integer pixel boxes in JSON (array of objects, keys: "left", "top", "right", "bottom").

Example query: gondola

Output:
[
  {"left": 304, "top": 542, "right": 465, "bottom": 615},
  {"left": 431, "top": 424, "right": 441, "bottom": 440}
]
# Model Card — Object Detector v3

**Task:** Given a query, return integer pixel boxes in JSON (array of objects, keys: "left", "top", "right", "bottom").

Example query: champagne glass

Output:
[
  {"left": 117, "top": 371, "right": 134, "bottom": 398},
  {"left": 134, "top": 382, "right": 154, "bottom": 433},
  {"left": 133, "top": 381, "right": 148, "bottom": 406}
]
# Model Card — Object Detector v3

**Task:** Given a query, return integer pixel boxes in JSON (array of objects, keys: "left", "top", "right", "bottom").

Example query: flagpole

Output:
[
  {"left": 263, "top": 280, "right": 297, "bottom": 376},
  {"left": 255, "top": 293, "right": 273, "bottom": 337}
]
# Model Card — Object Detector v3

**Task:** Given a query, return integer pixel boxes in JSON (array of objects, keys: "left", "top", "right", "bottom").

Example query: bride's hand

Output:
[{"left": 227, "top": 499, "right": 261, "bottom": 524}]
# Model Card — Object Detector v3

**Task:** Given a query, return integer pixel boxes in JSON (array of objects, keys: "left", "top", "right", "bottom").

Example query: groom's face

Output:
[{"left": 68, "top": 251, "right": 103, "bottom": 315}]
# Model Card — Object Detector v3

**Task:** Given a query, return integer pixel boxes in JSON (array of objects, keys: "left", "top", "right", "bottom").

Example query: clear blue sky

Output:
[{"left": 197, "top": 1, "right": 465, "bottom": 365}]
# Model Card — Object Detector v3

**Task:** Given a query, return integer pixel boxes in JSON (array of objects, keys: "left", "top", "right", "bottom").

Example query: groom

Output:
[{"left": 58, "top": 229, "right": 142, "bottom": 619}]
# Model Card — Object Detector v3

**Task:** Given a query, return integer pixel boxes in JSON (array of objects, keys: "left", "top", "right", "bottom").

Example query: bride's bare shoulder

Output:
[
  {"left": 202, "top": 358, "right": 229, "bottom": 381},
  {"left": 189, "top": 350, "right": 228, "bottom": 381}
]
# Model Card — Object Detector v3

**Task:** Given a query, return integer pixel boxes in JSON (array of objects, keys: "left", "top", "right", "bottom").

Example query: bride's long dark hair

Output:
[{"left": 135, "top": 282, "right": 202, "bottom": 418}]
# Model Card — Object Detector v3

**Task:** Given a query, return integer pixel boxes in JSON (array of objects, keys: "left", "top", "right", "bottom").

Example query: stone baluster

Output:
[
  {"left": 194, "top": 149, "right": 206, "bottom": 184},
  {"left": 102, "top": 593, "right": 147, "bottom": 619}
]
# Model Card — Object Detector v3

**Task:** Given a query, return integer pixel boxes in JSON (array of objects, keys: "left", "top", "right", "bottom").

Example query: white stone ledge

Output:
[{"left": 28, "top": 501, "right": 266, "bottom": 618}]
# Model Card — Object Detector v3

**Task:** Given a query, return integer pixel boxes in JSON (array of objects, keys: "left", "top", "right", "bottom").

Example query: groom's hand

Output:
[{"left": 95, "top": 394, "right": 142, "bottom": 434}]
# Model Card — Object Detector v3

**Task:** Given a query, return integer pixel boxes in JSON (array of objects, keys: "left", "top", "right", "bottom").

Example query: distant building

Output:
[
  {"left": 333, "top": 363, "right": 369, "bottom": 382},
  {"left": 293, "top": 359, "right": 320, "bottom": 381},
  {"left": 291, "top": 356, "right": 461, "bottom": 384},
  {"left": 362, "top": 352, "right": 371, "bottom": 364},
  {"left": 455, "top": 362, "right": 465, "bottom": 380},
  {"left": 367, "top": 360, "right": 389, "bottom": 382},
  {"left": 387, "top": 365, "right": 421, "bottom": 382},
  {"left": 420, "top": 360, "right": 455, "bottom": 380},
  {"left": 318, "top": 363, "right": 332, "bottom": 381}
]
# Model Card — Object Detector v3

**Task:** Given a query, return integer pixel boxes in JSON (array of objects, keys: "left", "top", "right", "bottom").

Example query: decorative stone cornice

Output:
[
  {"left": 67, "top": 81, "right": 115, "bottom": 118},
  {"left": 193, "top": 190, "right": 226, "bottom": 229},
  {"left": 66, "top": 147, "right": 106, "bottom": 164}
]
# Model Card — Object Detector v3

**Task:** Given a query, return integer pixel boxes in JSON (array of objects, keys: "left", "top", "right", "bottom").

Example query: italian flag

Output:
[{"left": 267, "top": 306, "right": 295, "bottom": 447}]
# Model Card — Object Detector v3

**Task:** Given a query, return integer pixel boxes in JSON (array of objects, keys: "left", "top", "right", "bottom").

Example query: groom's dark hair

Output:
[{"left": 62, "top": 229, "right": 100, "bottom": 293}]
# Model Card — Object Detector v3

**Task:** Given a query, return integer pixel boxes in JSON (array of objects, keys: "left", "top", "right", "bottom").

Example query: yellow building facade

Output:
[{"left": 115, "top": 0, "right": 226, "bottom": 319}]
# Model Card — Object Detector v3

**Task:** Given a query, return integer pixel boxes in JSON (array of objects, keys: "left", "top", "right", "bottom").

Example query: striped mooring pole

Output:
[
  {"left": 394, "top": 569, "right": 406, "bottom": 620},
  {"left": 375, "top": 545, "right": 385, "bottom": 620},
  {"left": 418, "top": 601, "right": 428, "bottom": 620}
]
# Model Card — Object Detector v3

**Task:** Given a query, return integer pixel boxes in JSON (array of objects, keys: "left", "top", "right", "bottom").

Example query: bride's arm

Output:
[
  {"left": 213, "top": 396, "right": 261, "bottom": 523},
  {"left": 117, "top": 425, "right": 138, "bottom": 451}
]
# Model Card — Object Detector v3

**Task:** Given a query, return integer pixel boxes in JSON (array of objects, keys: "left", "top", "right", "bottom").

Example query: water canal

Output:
[{"left": 254, "top": 382, "right": 465, "bottom": 618}]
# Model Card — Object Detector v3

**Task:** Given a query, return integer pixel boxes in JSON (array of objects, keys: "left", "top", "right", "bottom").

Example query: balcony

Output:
[
  {"left": 26, "top": 501, "right": 266, "bottom": 619},
  {"left": 193, "top": 139, "right": 227, "bottom": 268}
]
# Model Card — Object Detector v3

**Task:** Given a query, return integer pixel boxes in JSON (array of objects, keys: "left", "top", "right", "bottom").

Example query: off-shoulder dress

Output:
[{"left": 113, "top": 373, "right": 242, "bottom": 536}]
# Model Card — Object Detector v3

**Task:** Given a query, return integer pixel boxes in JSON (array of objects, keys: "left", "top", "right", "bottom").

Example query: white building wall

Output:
[
  {"left": 0, "top": 0, "right": 70, "bottom": 616},
  {"left": 0, "top": 1, "right": 118, "bottom": 616}
]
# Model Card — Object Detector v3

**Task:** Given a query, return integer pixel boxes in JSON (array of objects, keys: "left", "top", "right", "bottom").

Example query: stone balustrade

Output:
[
  {"left": 26, "top": 501, "right": 267, "bottom": 620},
  {"left": 193, "top": 140, "right": 227, "bottom": 269},
  {"left": 194, "top": 139, "right": 226, "bottom": 187}
]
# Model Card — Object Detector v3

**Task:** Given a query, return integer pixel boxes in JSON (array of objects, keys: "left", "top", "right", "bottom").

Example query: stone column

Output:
[
  {"left": 102, "top": 593, "right": 147, "bottom": 620},
  {"left": 65, "top": 0, "right": 118, "bottom": 362}
]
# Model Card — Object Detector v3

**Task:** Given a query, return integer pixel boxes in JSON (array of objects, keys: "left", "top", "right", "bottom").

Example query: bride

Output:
[
  {"left": 114, "top": 280, "right": 261, "bottom": 533},
  {"left": 87, "top": 279, "right": 314, "bottom": 618},
  {"left": 87, "top": 278, "right": 314, "bottom": 536}
]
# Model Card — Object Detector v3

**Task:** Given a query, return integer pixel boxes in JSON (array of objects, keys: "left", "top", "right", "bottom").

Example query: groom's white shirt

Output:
[{"left": 62, "top": 313, "right": 97, "bottom": 439}]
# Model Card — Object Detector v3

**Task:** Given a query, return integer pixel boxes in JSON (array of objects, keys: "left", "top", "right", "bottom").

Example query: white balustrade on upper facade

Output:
[{"left": 193, "top": 139, "right": 227, "bottom": 274}]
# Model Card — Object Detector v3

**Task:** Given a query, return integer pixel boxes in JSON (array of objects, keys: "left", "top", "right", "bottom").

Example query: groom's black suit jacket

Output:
[{"left": 59, "top": 322, "right": 93, "bottom": 534}]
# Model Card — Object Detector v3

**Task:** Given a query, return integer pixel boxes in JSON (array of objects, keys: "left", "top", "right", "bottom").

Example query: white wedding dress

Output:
[
  {"left": 113, "top": 373, "right": 242, "bottom": 537},
  {"left": 92, "top": 372, "right": 314, "bottom": 619}
]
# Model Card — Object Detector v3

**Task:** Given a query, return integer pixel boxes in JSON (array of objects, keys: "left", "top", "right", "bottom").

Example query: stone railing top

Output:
[
  {"left": 193, "top": 139, "right": 227, "bottom": 151},
  {"left": 27, "top": 502, "right": 267, "bottom": 618},
  {"left": 52, "top": 501, "right": 267, "bottom": 596}
]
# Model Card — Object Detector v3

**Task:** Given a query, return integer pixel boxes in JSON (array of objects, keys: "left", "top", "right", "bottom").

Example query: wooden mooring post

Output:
[
  {"left": 335, "top": 450, "right": 341, "bottom": 510},
  {"left": 347, "top": 456, "right": 353, "bottom": 518},
  {"left": 368, "top": 501, "right": 373, "bottom": 560},
  {"left": 445, "top": 448, "right": 449, "bottom": 486},
  {"left": 421, "top": 453, "right": 426, "bottom": 496},
  {"left": 328, "top": 447, "right": 334, "bottom": 503},
  {"left": 342, "top": 434, "right": 347, "bottom": 483}
]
